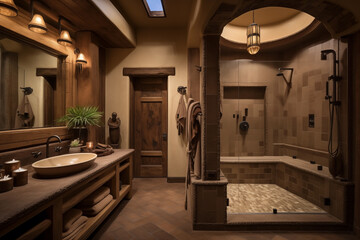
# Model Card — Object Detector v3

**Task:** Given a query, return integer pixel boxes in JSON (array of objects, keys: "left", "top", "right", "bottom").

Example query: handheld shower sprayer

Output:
[{"left": 321, "top": 48, "right": 342, "bottom": 178}]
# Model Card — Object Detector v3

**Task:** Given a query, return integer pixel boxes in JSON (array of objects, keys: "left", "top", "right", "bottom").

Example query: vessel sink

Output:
[{"left": 32, "top": 153, "right": 97, "bottom": 177}]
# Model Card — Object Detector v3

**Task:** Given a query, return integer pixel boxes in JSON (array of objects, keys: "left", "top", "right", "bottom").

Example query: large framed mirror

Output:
[
  {"left": 0, "top": 21, "right": 73, "bottom": 151},
  {"left": 0, "top": 34, "right": 61, "bottom": 131}
]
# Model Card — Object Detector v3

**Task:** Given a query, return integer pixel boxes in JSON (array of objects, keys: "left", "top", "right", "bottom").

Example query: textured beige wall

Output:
[
  {"left": 220, "top": 39, "right": 348, "bottom": 170},
  {"left": 106, "top": 28, "right": 188, "bottom": 177}
]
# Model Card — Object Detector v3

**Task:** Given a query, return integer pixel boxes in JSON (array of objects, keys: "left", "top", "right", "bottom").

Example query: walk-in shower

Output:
[{"left": 219, "top": 42, "right": 350, "bottom": 222}]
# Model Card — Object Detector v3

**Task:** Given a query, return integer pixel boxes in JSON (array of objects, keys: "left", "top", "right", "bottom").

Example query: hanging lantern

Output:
[{"left": 247, "top": 11, "right": 260, "bottom": 55}]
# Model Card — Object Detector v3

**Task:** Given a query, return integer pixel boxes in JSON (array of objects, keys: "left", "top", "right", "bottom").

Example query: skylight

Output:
[{"left": 142, "top": 0, "right": 165, "bottom": 17}]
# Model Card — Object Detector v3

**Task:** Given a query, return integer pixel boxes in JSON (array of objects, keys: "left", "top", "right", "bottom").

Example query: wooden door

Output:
[{"left": 134, "top": 77, "right": 167, "bottom": 177}]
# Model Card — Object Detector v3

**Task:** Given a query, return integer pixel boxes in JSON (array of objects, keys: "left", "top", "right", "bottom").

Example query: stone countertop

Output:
[{"left": 0, "top": 149, "right": 134, "bottom": 229}]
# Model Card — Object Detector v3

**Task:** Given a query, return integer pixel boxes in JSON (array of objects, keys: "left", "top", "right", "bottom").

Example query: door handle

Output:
[{"left": 162, "top": 133, "right": 167, "bottom": 141}]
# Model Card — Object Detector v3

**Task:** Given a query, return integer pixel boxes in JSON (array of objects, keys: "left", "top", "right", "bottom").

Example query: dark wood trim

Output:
[
  {"left": 123, "top": 67, "right": 175, "bottom": 77},
  {"left": 36, "top": 68, "right": 57, "bottom": 77},
  {"left": 129, "top": 80, "right": 135, "bottom": 150},
  {"left": 0, "top": 127, "right": 71, "bottom": 152},
  {"left": 167, "top": 177, "right": 185, "bottom": 183}
]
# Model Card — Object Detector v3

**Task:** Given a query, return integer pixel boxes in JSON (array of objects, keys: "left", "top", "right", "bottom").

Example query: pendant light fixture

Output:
[
  {"left": 246, "top": 10, "right": 260, "bottom": 55},
  {"left": 28, "top": 0, "right": 47, "bottom": 34},
  {"left": 57, "top": 17, "right": 72, "bottom": 46},
  {"left": 0, "top": 0, "right": 18, "bottom": 17}
]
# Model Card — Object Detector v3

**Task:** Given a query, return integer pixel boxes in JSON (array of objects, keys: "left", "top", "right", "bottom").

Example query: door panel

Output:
[
  {"left": 134, "top": 77, "right": 167, "bottom": 177},
  {"left": 141, "top": 102, "right": 162, "bottom": 150}
]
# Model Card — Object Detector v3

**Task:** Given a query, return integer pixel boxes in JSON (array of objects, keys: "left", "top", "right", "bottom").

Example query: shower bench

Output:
[{"left": 0, "top": 149, "right": 133, "bottom": 240}]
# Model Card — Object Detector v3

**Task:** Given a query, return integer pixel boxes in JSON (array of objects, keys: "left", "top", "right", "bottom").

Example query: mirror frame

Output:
[{"left": 0, "top": 9, "right": 75, "bottom": 151}]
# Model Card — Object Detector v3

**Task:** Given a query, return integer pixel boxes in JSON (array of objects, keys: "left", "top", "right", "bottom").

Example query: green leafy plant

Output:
[
  {"left": 70, "top": 138, "right": 81, "bottom": 147},
  {"left": 58, "top": 106, "right": 103, "bottom": 128}
]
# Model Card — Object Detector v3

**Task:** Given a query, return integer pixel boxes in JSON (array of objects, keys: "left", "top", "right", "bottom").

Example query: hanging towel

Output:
[
  {"left": 185, "top": 99, "right": 202, "bottom": 210},
  {"left": 81, "top": 194, "right": 113, "bottom": 217},
  {"left": 15, "top": 95, "right": 34, "bottom": 128},
  {"left": 175, "top": 95, "right": 187, "bottom": 135},
  {"left": 63, "top": 208, "right": 83, "bottom": 232},
  {"left": 187, "top": 101, "right": 202, "bottom": 179},
  {"left": 78, "top": 186, "right": 110, "bottom": 208},
  {"left": 62, "top": 215, "right": 88, "bottom": 239}
]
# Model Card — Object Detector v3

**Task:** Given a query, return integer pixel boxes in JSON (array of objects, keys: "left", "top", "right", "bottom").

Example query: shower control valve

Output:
[{"left": 239, "top": 121, "right": 249, "bottom": 131}]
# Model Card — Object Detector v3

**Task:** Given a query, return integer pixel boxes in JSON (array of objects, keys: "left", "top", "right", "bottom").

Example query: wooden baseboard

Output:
[{"left": 167, "top": 177, "right": 185, "bottom": 183}]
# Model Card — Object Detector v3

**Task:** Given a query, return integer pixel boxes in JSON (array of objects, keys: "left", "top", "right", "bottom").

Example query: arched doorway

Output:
[{"left": 194, "top": 0, "right": 358, "bottom": 231}]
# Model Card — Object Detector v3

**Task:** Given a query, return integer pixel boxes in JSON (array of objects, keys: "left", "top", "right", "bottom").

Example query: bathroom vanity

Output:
[{"left": 0, "top": 149, "right": 133, "bottom": 240}]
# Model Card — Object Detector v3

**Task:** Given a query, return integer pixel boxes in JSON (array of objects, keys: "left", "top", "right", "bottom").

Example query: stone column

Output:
[{"left": 201, "top": 34, "right": 221, "bottom": 180}]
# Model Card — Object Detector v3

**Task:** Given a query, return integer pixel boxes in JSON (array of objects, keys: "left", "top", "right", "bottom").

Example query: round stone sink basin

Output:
[{"left": 32, "top": 153, "right": 97, "bottom": 177}]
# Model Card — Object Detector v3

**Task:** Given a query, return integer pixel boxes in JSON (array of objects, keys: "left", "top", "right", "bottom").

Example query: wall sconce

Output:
[
  {"left": 57, "top": 17, "right": 72, "bottom": 46},
  {"left": 0, "top": 0, "right": 18, "bottom": 17},
  {"left": 28, "top": 0, "right": 47, "bottom": 34},
  {"left": 74, "top": 48, "right": 87, "bottom": 71}
]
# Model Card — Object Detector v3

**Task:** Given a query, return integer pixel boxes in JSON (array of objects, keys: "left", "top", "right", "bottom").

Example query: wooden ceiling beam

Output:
[{"left": 13, "top": 0, "right": 135, "bottom": 48}]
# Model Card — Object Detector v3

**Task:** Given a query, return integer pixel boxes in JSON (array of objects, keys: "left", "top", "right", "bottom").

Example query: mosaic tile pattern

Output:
[{"left": 227, "top": 184, "right": 326, "bottom": 214}]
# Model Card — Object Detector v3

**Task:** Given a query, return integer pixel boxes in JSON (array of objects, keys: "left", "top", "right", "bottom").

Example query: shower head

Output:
[
  {"left": 276, "top": 67, "right": 293, "bottom": 87},
  {"left": 321, "top": 49, "right": 336, "bottom": 60}
]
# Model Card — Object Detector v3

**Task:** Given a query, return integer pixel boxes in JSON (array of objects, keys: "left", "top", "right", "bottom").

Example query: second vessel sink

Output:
[{"left": 32, "top": 153, "right": 97, "bottom": 177}]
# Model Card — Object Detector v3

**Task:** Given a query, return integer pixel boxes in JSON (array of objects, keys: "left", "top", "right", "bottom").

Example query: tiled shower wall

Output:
[
  {"left": 221, "top": 99, "right": 265, "bottom": 156},
  {"left": 220, "top": 39, "right": 348, "bottom": 172}
]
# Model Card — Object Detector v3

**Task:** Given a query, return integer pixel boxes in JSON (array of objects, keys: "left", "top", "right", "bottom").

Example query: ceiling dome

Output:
[{"left": 221, "top": 7, "right": 315, "bottom": 44}]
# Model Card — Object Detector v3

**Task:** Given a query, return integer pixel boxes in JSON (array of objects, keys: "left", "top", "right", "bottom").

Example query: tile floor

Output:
[
  {"left": 227, "top": 184, "right": 325, "bottom": 214},
  {"left": 89, "top": 178, "right": 358, "bottom": 240}
]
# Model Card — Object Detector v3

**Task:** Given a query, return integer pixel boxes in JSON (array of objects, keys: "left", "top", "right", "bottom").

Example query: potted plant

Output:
[
  {"left": 69, "top": 139, "right": 82, "bottom": 153},
  {"left": 58, "top": 106, "right": 103, "bottom": 144}
]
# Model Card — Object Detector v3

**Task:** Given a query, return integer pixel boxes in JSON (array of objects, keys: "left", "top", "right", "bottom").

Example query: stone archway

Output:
[{"left": 200, "top": 0, "right": 357, "bottom": 181}]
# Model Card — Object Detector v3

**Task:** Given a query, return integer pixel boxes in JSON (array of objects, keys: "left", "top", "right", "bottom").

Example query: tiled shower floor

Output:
[{"left": 227, "top": 184, "right": 326, "bottom": 214}]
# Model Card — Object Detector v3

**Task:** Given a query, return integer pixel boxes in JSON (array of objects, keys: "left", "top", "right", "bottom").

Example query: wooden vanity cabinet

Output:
[{"left": 0, "top": 151, "right": 133, "bottom": 240}]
